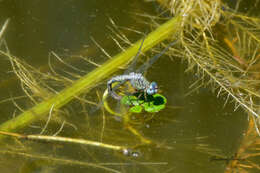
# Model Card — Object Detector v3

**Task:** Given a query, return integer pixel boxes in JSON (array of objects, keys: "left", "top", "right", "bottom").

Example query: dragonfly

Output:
[
  {"left": 107, "top": 73, "right": 158, "bottom": 100},
  {"left": 107, "top": 39, "right": 177, "bottom": 102}
]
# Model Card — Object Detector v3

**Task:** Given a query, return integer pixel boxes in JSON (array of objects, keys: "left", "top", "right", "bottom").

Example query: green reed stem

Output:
[{"left": 0, "top": 16, "right": 182, "bottom": 139}]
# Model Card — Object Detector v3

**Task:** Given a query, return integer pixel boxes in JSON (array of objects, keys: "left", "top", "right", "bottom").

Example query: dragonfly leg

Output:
[
  {"left": 110, "top": 90, "right": 122, "bottom": 100},
  {"left": 144, "top": 92, "right": 150, "bottom": 106},
  {"left": 127, "top": 92, "right": 141, "bottom": 105},
  {"left": 127, "top": 90, "right": 145, "bottom": 106},
  {"left": 134, "top": 91, "right": 146, "bottom": 105}
]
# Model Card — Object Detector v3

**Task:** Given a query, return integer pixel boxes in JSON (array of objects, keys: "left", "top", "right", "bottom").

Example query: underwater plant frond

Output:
[
  {"left": 90, "top": 37, "right": 112, "bottom": 59},
  {"left": 0, "top": 148, "right": 121, "bottom": 173},
  {"left": 107, "top": 18, "right": 132, "bottom": 46},
  {"left": 7, "top": 53, "right": 53, "bottom": 100},
  {"left": 50, "top": 51, "right": 87, "bottom": 74},
  {"left": 0, "top": 18, "right": 10, "bottom": 41},
  {"left": 183, "top": 37, "right": 260, "bottom": 120},
  {"left": 155, "top": 0, "right": 260, "bottom": 136},
  {"left": 72, "top": 55, "right": 101, "bottom": 68},
  {"left": 163, "top": 0, "right": 222, "bottom": 33}
]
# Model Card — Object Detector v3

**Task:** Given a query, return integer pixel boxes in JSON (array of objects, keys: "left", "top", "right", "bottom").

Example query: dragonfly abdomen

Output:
[
  {"left": 128, "top": 72, "right": 150, "bottom": 90},
  {"left": 107, "top": 72, "right": 150, "bottom": 100}
]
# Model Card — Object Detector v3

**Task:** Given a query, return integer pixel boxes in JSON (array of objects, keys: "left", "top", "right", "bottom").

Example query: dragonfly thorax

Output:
[{"left": 128, "top": 73, "right": 158, "bottom": 95}]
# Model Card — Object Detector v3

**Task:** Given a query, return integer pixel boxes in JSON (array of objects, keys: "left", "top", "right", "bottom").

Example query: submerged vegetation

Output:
[
  {"left": 157, "top": 0, "right": 260, "bottom": 172},
  {"left": 120, "top": 93, "right": 167, "bottom": 113},
  {"left": 0, "top": 0, "right": 260, "bottom": 172}
]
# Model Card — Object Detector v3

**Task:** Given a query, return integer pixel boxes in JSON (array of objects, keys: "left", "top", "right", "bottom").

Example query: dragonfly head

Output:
[{"left": 146, "top": 82, "right": 158, "bottom": 95}]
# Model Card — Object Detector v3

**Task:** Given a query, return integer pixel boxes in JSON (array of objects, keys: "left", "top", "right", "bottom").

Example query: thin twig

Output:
[
  {"left": 40, "top": 104, "right": 55, "bottom": 135},
  {"left": 0, "top": 18, "right": 10, "bottom": 40}
]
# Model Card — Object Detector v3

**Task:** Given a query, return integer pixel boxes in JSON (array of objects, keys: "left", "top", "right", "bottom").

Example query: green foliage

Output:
[
  {"left": 121, "top": 92, "right": 167, "bottom": 113},
  {"left": 0, "top": 16, "right": 181, "bottom": 136}
]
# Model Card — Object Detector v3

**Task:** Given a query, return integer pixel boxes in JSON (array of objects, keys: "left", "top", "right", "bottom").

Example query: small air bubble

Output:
[
  {"left": 132, "top": 151, "right": 140, "bottom": 158},
  {"left": 122, "top": 148, "right": 130, "bottom": 156},
  {"left": 122, "top": 149, "right": 141, "bottom": 158}
]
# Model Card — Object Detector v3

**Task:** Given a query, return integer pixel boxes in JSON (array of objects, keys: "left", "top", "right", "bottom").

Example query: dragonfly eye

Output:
[{"left": 147, "top": 82, "right": 158, "bottom": 95}]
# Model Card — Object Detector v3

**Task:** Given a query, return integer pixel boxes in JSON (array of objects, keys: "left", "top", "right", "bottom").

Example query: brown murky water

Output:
[{"left": 0, "top": 0, "right": 256, "bottom": 173}]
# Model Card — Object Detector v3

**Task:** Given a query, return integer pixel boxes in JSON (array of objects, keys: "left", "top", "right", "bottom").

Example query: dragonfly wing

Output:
[{"left": 136, "top": 40, "right": 178, "bottom": 74}]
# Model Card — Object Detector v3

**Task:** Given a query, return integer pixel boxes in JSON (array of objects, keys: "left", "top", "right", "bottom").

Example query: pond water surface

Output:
[{"left": 0, "top": 0, "right": 254, "bottom": 173}]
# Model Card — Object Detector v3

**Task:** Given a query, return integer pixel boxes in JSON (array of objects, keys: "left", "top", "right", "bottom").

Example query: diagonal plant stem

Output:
[
  {"left": 0, "top": 16, "right": 182, "bottom": 139},
  {"left": 0, "top": 130, "right": 126, "bottom": 152}
]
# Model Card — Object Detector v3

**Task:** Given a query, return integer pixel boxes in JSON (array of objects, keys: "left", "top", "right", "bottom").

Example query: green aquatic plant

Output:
[
  {"left": 0, "top": 19, "right": 9, "bottom": 41},
  {"left": 155, "top": 0, "right": 260, "bottom": 133},
  {"left": 120, "top": 93, "right": 167, "bottom": 113},
  {"left": 0, "top": 1, "right": 247, "bottom": 172},
  {"left": 0, "top": 16, "right": 182, "bottom": 138},
  {"left": 154, "top": 0, "right": 260, "bottom": 172},
  {"left": 1, "top": 1, "right": 260, "bottom": 172}
]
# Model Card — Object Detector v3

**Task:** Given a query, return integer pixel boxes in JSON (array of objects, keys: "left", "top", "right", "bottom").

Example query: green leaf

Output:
[
  {"left": 121, "top": 95, "right": 141, "bottom": 105},
  {"left": 121, "top": 93, "right": 167, "bottom": 113},
  {"left": 129, "top": 105, "right": 143, "bottom": 113}
]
